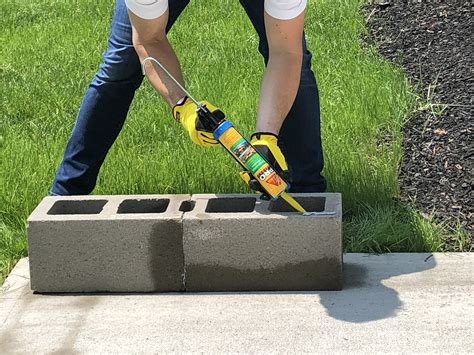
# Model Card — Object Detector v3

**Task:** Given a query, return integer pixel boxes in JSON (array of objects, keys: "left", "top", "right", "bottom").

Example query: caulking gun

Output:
[{"left": 141, "top": 57, "right": 306, "bottom": 213}]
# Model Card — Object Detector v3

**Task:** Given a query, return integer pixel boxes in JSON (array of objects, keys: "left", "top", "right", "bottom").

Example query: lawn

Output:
[{"left": 0, "top": 0, "right": 470, "bottom": 281}]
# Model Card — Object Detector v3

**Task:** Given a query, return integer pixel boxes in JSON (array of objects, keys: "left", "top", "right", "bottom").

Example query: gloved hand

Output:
[
  {"left": 172, "top": 97, "right": 222, "bottom": 148},
  {"left": 239, "top": 132, "right": 290, "bottom": 199}
]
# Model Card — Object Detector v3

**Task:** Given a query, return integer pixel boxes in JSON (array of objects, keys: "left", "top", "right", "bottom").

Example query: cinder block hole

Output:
[
  {"left": 179, "top": 200, "right": 195, "bottom": 212},
  {"left": 117, "top": 199, "right": 170, "bottom": 214},
  {"left": 47, "top": 200, "right": 107, "bottom": 215},
  {"left": 205, "top": 197, "right": 256, "bottom": 213},
  {"left": 269, "top": 196, "right": 326, "bottom": 213}
]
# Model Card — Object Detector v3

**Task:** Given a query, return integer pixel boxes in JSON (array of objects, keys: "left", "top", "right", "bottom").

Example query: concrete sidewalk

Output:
[{"left": 1, "top": 253, "right": 472, "bottom": 353}]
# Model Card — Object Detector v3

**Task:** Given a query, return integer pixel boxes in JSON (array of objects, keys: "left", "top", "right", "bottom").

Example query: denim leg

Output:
[
  {"left": 50, "top": 0, "right": 190, "bottom": 195},
  {"left": 238, "top": 0, "right": 327, "bottom": 193}
]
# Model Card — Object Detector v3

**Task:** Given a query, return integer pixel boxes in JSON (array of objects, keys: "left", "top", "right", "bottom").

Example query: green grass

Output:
[{"left": 1, "top": 0, "right": 470, "bottom": 282}]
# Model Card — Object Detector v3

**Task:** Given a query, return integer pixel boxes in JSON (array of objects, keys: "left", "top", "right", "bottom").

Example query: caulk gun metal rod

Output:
[{"left": 141, "top": 56, "right": 202, "bottom": 107}]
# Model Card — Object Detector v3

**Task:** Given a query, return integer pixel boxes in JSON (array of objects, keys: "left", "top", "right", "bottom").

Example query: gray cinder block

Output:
[
  {"left": 183, "top": 193, "right": 343, "bottom": 291},
  {"left": 27, "top": 195, "right": 190, "bottom": 292}
]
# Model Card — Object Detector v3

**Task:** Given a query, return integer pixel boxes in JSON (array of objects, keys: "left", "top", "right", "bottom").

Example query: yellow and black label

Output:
[{"left": 215, "top": 121, "right": 287, "bottom": 199}]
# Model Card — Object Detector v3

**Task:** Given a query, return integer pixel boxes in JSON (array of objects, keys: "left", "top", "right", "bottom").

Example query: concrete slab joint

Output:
[{"left": 27, "top": 193, "right": 342, "bottom": 293}]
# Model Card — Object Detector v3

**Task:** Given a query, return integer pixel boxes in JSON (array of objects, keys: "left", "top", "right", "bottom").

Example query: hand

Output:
[
  {"left": 172, "top": 97, "right": 222, "bottom": 147},
  {"left": 240, "top": 132, "right": 290, "bottom": 198}
]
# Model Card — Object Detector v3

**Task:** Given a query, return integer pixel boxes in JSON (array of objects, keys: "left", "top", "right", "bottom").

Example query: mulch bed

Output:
[{"left": 363, "top": 1, "right": 473, "bottom": 238}]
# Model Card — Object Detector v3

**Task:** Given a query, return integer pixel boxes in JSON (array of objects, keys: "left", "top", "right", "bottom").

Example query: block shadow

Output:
[
  {"left": 317, "top": 254, "right": 437, "bottom": 323},
  {"left": 31, "top": 254, "right": 437, "bottom": 324}
]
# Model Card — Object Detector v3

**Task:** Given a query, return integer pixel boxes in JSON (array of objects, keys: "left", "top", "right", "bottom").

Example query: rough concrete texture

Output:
[
  {"left": 1, "top": 254, "right": 472, "bottom": 353},
  {"left": 27, "top": 195, "right": 190, "bottom": 292},
  {"left": 183, "top": 193, "right": 342, "bottom": 291}
]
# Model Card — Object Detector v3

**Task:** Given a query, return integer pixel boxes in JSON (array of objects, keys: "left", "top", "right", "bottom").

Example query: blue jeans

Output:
[{"left": 50, "top": 0, "right": 326, "bottom": 195}]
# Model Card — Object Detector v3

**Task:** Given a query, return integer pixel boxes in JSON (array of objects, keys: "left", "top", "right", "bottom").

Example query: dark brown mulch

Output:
[{"left": 363, "top": 1, "right": 473, "bottom": 238}]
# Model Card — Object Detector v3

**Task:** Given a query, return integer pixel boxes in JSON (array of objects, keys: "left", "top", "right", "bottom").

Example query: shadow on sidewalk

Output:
[
  {"left": 7, "top": 254, "right": 438, "bottom": 327},
  {"left": 318, "top": 254, "right": 437, "bottom": 323}
]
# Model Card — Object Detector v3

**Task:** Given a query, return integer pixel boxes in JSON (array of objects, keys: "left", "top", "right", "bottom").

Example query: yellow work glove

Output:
[
  {"left": 172, "top": 97, "right": 222, "bottom": 148},
  {"left": 239, "top": 132, "right": 290, "bottom": 199}
]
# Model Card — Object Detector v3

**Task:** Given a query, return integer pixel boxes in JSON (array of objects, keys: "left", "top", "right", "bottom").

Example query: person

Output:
[{"left": 49, "top": 0, "right": 326, "bottom": 196}]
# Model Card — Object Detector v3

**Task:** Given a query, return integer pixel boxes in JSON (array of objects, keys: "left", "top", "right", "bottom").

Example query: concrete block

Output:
[
  {"left": 183, "top": 193, "right": 343, "bottom": 291},
  {"left": 27, "top": 195, "right": 190, "bottom": 293}
]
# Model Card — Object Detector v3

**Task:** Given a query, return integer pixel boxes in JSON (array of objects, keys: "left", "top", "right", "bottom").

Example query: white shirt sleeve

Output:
[
  {"left": 125, "top": 0, "right": 169, "bottom": 20},
  {"left": 264, "top": 0, "right": 307, "bottom": 20}
]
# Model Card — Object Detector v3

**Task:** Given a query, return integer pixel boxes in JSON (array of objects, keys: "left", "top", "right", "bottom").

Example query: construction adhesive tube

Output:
[{"left": 213, "top": 120, "right": 288, "bottom": 199}]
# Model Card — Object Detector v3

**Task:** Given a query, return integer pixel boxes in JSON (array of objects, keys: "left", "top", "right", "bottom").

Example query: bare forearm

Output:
[
  {"left": 134, "top": 39, "right": 184, "bottom": 106},
  {"left": 256, "top": 10, "right": 305, "bottom": 135},
  {"left": 129, "top": 10, "right": 184, "bottom": 107},
  {"left": 256, "top": 51, "right": 302, "bottom": 134}
]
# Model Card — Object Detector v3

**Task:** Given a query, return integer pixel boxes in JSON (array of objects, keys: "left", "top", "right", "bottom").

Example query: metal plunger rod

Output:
[{"left": 141, "top": 56, "right": 202, "bottom": 108}]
